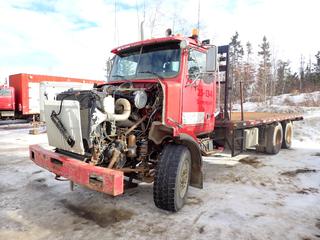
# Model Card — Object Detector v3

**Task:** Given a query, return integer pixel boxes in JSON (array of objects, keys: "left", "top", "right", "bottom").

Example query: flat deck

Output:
[{"left": 216, "top": 112, "right": 303, "bottom": 129}]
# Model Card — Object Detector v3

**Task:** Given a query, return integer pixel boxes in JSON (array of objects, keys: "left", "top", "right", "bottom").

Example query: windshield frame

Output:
[{"left": 108, "top": 41, "right": 182, "bottom": 82}]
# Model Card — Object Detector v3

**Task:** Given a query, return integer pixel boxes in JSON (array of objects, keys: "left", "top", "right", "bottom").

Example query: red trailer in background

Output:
[
  {"left": 0, "top": 86, "right": 15, "bottom": 117},
  {"left": 0, "top": 73, "right": 105, "bottom": 119}
]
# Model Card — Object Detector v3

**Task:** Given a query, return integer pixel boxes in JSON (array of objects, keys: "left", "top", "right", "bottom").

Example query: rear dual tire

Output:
[
  {"left": 266, "top": 122, "right": 283, "bottom": 154},
  {"left": 265, "top": 121, "right": 293, "bottom": 154},
  {"left": 281, "top": 121, "right": 293, "bottom": 149}
]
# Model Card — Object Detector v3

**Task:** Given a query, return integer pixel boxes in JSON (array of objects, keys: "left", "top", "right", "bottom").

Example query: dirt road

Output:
[{"left": 0, "top": 119, "right": 319, "bottom": 240}]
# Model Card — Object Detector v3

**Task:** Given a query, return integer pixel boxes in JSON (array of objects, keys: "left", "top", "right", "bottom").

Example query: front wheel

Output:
[{"left": 153, "top": 144, "right": 191, "bottom": 212}]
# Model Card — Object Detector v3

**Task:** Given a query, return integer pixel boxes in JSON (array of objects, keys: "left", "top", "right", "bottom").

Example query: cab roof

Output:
[{"left": 111, "top": 35, "right": 202, "bottom": 54}]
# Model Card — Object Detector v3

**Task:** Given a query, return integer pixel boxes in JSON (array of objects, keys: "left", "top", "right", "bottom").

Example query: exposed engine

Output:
[{"left": 45, "top": 82, "right": 163, "bottom": 181}]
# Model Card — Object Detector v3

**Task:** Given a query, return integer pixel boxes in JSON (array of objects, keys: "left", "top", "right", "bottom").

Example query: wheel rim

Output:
[
  {"left": 179, "top": 160, "right": 190, "bottom": 199},
  {"left": 286, "top": 126, "right": 292, "bottom": 145},
  {"left": 276, "top": 129, "right": 282, "bottom": 146}
]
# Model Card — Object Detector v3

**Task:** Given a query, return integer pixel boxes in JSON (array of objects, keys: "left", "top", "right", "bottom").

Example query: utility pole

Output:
[
  {"left": 197, "top": 0, "right": 200, "bottom": 33},
  {"left": 140, "top": 0, "right": 145, "bottom": 40},
  {"left": 114, "top": 0, "right": 119, "bottom": 45},
  {"left": 299, "top": 54, "right": 305, "bottom": 92},
  {"left": 136, "top": 0, "right": 140, "bottom": 39}
]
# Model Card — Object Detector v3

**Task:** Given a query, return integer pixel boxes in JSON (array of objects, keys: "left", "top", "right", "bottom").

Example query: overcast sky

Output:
[{"left": 0, "top": 0, "right": 319, "bottom": 82}]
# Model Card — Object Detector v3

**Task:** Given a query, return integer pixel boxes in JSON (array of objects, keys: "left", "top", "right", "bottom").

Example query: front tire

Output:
[{"left": 153, "top": 144, "right": 191, "bottom": 212}]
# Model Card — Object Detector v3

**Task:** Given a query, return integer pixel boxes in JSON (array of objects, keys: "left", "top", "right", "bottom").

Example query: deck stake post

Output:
[{"left": 240, "top": 81, "right": 244, "bottom": 121}]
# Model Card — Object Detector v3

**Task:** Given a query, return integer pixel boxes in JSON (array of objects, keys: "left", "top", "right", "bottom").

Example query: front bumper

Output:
[{"left": 29, "top": 145, "right": 124, "bottom": 196}]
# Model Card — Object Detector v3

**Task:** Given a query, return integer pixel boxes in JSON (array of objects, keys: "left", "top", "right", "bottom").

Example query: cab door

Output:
[{"left": 181, "top": 48, "right": 216, "bottom": 135}]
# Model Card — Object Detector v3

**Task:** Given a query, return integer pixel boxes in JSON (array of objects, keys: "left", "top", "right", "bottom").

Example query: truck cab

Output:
[
  {"left": 0, "top": 86, "right": 15, "bottom": 118},
  {"left": 108, "top": 35, "right": 219, "bottom": 139}
]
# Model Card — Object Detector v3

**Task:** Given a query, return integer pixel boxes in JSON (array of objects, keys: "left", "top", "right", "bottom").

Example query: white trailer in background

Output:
[
  {"left": 7, "top": 73, "right": 104, "bottom": 120},
  {"left": 39, "top": 81, "right": 94, "bottom": 121}
]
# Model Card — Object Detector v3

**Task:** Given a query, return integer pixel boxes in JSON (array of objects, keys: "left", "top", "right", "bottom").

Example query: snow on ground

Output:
[
  {"left": 270, "top": 91, "right": 320, "bottom": 106},
  {"left": 233, "top": 91, "right": 320, "bottom": 113},
  {"left": 0, "top": 94, "right": 320, "bottom": 240}
]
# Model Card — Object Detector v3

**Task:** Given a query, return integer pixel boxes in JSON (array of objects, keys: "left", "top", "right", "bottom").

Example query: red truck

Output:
[
  {"left": 0, "top": 73, "right": 104, "bottom": 119},
  {"left": 0, "top": 86, "right": 15, "bottom": 117},
  {"left": 29, "top": 33, "right": 303, "bottom": 212}
]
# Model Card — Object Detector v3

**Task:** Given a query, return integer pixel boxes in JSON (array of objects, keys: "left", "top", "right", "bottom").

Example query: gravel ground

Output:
[{"left": 0, "top": 117, "right": 319, "bottom": 240}]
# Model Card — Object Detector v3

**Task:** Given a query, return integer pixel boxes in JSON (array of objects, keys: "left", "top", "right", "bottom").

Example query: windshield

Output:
[
  {"left": 110, "top": 42, "right": 181, "bottom": 81},
  {"left": 0, "top": 88, "right": 11, "bottom": 96}
]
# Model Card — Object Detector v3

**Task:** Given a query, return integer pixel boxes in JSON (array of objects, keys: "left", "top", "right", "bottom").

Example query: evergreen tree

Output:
[
  {"left": 287, "top": 71, "right": 299, "bottom": 92},
  {"left": 276, "top": 60, "right": 289, "bottom": 95},
  {"left": 229, "top": 32, "right": 244, "bottom": 100},
  {"left": 243, "top": 41, "right": 255, "bottom": 101},
  {"left": 311, "top": 51, "right": 320, "bottom": 90},
  {"left": 314, "top": 51, "right": 320, "bottom": 76},
  {"left": 256, "top": 36, "right": 272, "bottom": 102},
  {"left": 299, "top": 55, "right": 305, "bottom": 92},
  {"left": 304, "top": 51, "right": 320, "bottom": 91}
]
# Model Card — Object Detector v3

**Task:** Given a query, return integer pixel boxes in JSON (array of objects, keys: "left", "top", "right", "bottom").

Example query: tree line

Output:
[{"left": 229, "top": 32, "right": 320, "bottom": 103}]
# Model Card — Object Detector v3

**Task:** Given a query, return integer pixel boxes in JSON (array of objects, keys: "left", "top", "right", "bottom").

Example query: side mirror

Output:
[{"left": 206, "top": 46, "right": 218, "bottom": 72}]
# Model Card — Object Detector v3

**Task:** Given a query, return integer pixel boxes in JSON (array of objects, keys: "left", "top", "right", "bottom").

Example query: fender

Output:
[{"left": 175, "top": 133, "right": 203, "bottom": 189}]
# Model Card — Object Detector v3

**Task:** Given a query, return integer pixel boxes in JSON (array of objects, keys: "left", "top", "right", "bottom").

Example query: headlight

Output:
[{"left": 133, "top": 90, "right": 148, "bottom": 109}]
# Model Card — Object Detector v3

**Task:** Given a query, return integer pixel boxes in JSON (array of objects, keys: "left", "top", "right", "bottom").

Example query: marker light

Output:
[
  {"left": 180, "top": 39, "right": 189, "bottom": 49},
  {"left": 192, "top": 28, "right": 199, "bottom": 37}
]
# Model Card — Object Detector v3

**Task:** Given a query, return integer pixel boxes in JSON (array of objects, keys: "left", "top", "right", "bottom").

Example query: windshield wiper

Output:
[
  {"left": 111, "top": 74, "right": 132, "bottom": 82},
  {"left": 111, "top": 74, "right": 125, "bottom": 79},
  {"left": 138, "top": 71, "right": 164, "bottom": 80}
]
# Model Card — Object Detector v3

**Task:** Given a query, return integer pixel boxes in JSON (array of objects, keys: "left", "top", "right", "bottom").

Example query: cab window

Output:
[{"left": 0, "top": 89, "right": 11, "bottom": 96}]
